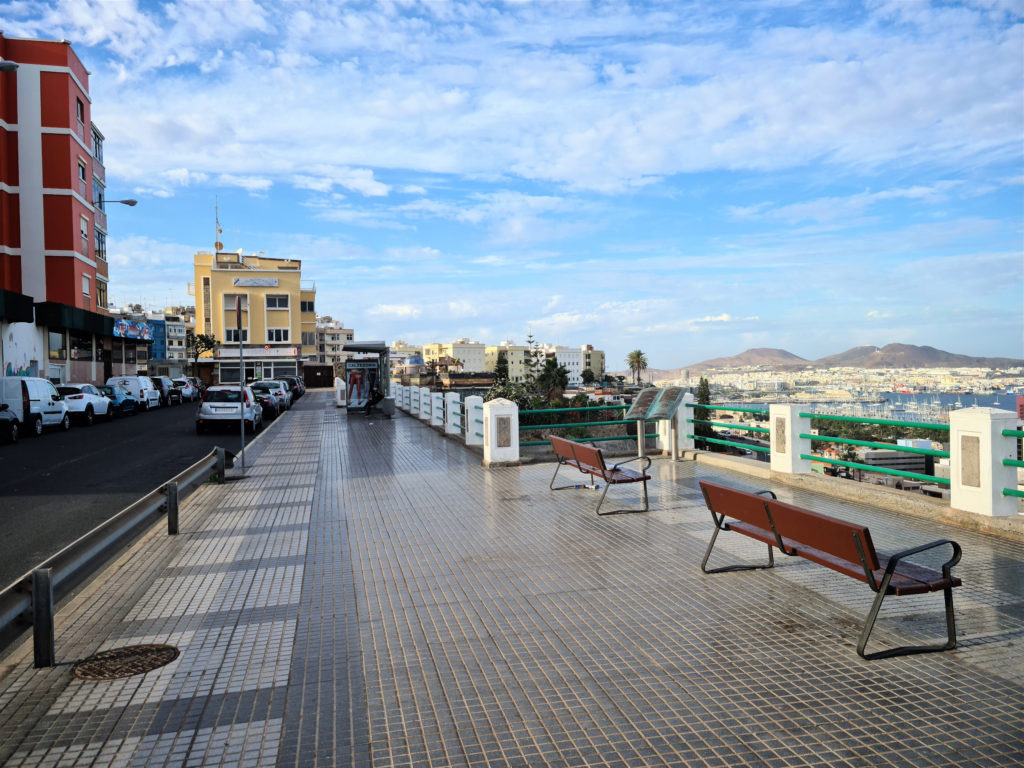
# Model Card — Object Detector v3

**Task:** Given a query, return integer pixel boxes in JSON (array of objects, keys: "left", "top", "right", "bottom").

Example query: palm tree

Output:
[{"left": 626, "top": 350, "right": 648, "bottom": 385}]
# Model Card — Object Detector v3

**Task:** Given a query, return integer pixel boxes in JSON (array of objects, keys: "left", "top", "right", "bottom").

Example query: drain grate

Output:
[{"left": 72, "top": 644, "right": 180, "bottom": 680}]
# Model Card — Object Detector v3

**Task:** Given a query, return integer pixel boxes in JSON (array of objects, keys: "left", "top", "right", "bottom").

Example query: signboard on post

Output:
[
  {"left": 623, "top": 388, "right": 660, "bottom": 421},
  {"left": 647, "top": 386, "right": 689, "bottom": 422}
]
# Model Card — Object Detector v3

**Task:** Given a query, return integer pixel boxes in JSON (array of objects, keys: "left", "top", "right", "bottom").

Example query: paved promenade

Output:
[{"left": 1, "top": 390, "right": 1022, "bottom": 767}]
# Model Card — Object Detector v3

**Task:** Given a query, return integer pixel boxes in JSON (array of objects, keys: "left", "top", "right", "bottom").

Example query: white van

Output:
[
  {"left": 0, "top": 376, "right": 71, "bottom": 436},
  {"left": 106, "top": 375, "right": 160, "bottom": 411}
]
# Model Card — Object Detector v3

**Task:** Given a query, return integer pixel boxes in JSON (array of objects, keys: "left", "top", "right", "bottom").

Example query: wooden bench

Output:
[
  {"left": 698, "top": 480, "right": 963, "bottom": 660},
  {"left": 548, "top": 435, "right": 652, "bottom": 516}
]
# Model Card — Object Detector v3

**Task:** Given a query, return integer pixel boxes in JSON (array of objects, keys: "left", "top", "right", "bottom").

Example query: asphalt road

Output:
[{"left": 0, "top": 397, "right": 281, "bottom": 588}]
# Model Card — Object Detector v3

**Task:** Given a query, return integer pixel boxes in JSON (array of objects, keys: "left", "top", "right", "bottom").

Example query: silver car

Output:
[
  {"left": 195, "top": 385, "right": 263, "bottom": 434},
  {"left": 251, "top": 380, "right": 292, "bottom": 411}
]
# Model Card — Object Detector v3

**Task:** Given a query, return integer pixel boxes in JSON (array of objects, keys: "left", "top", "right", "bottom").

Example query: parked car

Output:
[
  {"left": 0, "top": 375, "right": 71, "bottom": 436},
  {"left": 172, "top": 378, "right": 199, "bottom": 402},
  {"left": 288, "top": 376, "right": 306, "bottom": 398},
  {"left": 58, "top": 384, "right": 113, "bottom": 425},
  {"left": 96, "top": 384, "right": 137, "bottom": 417},
  {"left": 252, "top": 380, "right": 291, "bottom": 410},
  {"left": 279, "top": 377, "right": 302, "bottom": 402},
  {"left": 195, "top": 385, "right": 263, "bottom": 434},
  {"left": 106, "top": 375, "right": 160, "bottom": 411},
  {"left": 187, "top": 376, "right": 206, "bottom": 395},
  {"left": 150, "top": 376, "right": 182, "bottom": 406},
  {"left": 0, "top": 403, "right": 19, "bottom": 443},
  {"left": 253, "top": 391, "right": 280, "bottom": 421}
]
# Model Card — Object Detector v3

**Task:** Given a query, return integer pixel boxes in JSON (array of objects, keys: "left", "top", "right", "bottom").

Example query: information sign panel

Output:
[
  {"left": 623, "top": 388, "right": 660, "bottom": 421},
  {"left": 647, "top": 386, "right": 688, "bottom": 421}
]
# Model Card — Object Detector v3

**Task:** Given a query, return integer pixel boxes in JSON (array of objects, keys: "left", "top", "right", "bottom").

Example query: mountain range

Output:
[{"left": 621, "top": 344, "right": 1023, "bottom": 380}]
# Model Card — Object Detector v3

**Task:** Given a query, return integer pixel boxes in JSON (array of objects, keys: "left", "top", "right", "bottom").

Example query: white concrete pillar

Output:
[
  {"left": 418, "top": 387, "right": 431, "bottom": 420},
  {"left": 483, "top": 398, "right": 520, "bottom": 466},
  {"left": 656, "top": 393, "right": 694, "bottom": 458},
  {"left": 444, "top": 392, "right": 462, "bottom": 436},
  {"left": 769, "top": 404, "right": 812, "bottom": 475},
  {"left": 950, "top": 407, "right": 1020, "bottom": 517},
  {"left": 334, "top": 377, "right": 347, "bottom": 407},
  {"left": 464, "top": 395, "right": 484, "bottom": 447},
  {"left": 402, "top": 385, "right": 410, "bottom": 410},
  {"left": 431, "top": 392, "right": 445, "bottom": 427}
]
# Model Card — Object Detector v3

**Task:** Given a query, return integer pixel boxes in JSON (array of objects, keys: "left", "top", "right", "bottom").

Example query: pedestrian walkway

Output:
[{"left": 1, "top": 390, "right": 1022, "bottom": 767}]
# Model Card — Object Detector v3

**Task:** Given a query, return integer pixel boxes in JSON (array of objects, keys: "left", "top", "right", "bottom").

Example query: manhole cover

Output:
[{"left": 73, "top": 644, "right": 179, "bottom": 680}]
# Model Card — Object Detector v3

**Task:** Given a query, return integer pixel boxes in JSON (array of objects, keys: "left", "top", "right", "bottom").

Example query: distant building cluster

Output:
[{"left": 391, "top": 339, "right": 606, "bottom": 385}]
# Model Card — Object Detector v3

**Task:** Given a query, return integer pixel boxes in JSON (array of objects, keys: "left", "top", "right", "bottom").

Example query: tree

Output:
[
  {"left": 626, "top": 349, "right": 648, "bottom": 385},
  {"left": 494, "top": 350, "right": 509, "bottom": 384},
  {"left": 523, "top": 331, "right": 544, "bottom": 388},
  {"left": 581, "top": 368, "right": 596, "bottom": 385},
  {"left": 694, "top": 377, "right": 716, "bottom": 448},
  {"left": 186, "top": 331, "right": 218, "bottom": 378},
  {"left": 534, "top": 358, "right": 570, "bottom": 402}
]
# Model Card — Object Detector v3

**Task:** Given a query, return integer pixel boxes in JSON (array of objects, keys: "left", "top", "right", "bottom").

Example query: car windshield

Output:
[
  {"left": 205, "top": 390, "right": 242, "bottom": 403},
  {"left": 172, "top": 379, "right": 187, "bottom": 386},
  {"left": 57, "top": 387, "right": 80, "bottom": 395},
  {"left": 251, "top": 383, "right": 273, "bottom": 391},
  {"left": 97, "top": 386, "right": 113, "bottom": 396}
]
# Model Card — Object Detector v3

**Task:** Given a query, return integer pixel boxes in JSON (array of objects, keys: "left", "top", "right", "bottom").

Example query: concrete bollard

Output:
[
  {"left": 464, "top": 395, "right": 484, "bottom": 447},
  {"left": 418, "top": 387, "right": 431, "bottom": 420},
  {"left": 769, "top": 404, "right": 812, "bottom": 475},
  {"left": 483, "top": 398, "right": 520, "bottom": 467},
  {"left": 32, "top": 568, "right": 54, "bottom": 668},
  {"left": 950, "top": 407, "right": 1019, "bottom": 517},
  {"left": 445, "top": 392, "right": 462, "bottom": 436},
  {"left": 167, "top": 481, "right": 179, "bottom": 535}
]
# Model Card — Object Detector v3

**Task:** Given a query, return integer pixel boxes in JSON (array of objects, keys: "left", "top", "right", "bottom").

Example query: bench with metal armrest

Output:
[
  {"left": 548, "top": 435, "right": 652, "bottom": 516},
  {"left": 698, "top": 480, "right": 963, "bottom": 660}
]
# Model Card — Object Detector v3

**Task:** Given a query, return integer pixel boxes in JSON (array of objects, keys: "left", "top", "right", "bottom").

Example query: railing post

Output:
[
  {"left": 950, "top": 407, "right": 1019, "bottom": 517},
  {"left": 483, "top": 398, "right": 520, "bottom": 466},
  {"left": 418, "top": 387, "right": 431, "bottom": 421},
  {"left": 215, "top": 447, "right": 226, "bottom": 483},
  {"left": 465, "top": 395, "right": 484, "bottom": 447},
  {"left": 431, "top": 392, "right": 445, "bottom": 427},
  {"left": 32, "top": 568, "right": 55, "bottom": 668},
  {"left": 769, "top": 404, "right": 811, "bottom": 475},
  {"left": 167, "top": 482, "right": 179, "bottom": 535},
  {"left": 444, "top": 392, "right": 461, "bottom": 436}
]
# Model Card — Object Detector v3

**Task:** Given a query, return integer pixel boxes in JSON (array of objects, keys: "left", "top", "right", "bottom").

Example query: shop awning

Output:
[
  {"left": 33, "top": 301, "right": 114, "bottom": 336},
  {"left": 0, "top": 289, "right": 35, "bottom": 323}
]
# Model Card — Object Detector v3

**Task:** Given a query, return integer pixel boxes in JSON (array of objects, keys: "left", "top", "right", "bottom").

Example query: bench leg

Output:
[
  {"left": 596, "top": 478, "right": 649, "bottom": 516},
  {"left": 700, "top": 524, "right": 776, "bottom": 573},
  {"left": 549, "top": 460, "right": 580, "bottom": 491},
  {"left": 857, "top": 583, "right": 958, "bottom": 660}
]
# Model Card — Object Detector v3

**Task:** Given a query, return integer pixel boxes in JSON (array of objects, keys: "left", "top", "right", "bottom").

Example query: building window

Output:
[
  {"left": 301, "top": 331, "right": 316, "bottom": 346},
  {"left": 95, "top": 230, "right": 106, "bottom": 260},
  {"left": 266, "top": 295, "right": 289, "bottom": 309},
  {"left": 80, "top": 216, "right": 89, "bottom": 249},
  {"left": 96, "top": 280, "right": 107, "bottom": 309},
  {"left": 78, "top": 162, "right": 88, "bottom": 197},
  {"left": 91, "top": 129, "right": 103, "bottom": 163},
  {"left": 267, "top": 328, "right": 289, "bottom": 343},
  {"left": 300, "top": 300, "right": 315, "bottom": 312},
  {"left": 81, "top": 275, "right": 90, "bottom": 297},
  {"left": 93, "top": 181, "right": 105, "bottom": 210},
  {"left": 48, "top": 331, "right": 66, "bottom": 361},
  {"left": 223, "top": 293, "right": 248, "bottom": 310},
  {"left": 70, "top": 333, "right": 93, "bottom": 361},
  {"left": 224, "top": 328, "right": 248, "bottom": 343}
]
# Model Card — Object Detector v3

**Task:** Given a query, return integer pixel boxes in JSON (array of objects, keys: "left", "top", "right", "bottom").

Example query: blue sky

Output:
[{"left": 4, "top": 0, "right": 1022, "bottom": 369}]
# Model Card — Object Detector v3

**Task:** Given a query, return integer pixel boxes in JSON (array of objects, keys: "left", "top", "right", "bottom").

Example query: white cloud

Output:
[
  {"left": 216, "top": 174, "right": 272, "bottom": 193},
  {"left": 447, "top": 300, "right": 478, "bottom": 318},
  {"left": 368, "top": 304, "right": 421, "bottom": 318}
]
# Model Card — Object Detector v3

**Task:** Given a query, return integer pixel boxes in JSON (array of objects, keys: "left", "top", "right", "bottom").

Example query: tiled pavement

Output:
[{"left": 1, "top": 390, "right": 1023, "bottom": 767}]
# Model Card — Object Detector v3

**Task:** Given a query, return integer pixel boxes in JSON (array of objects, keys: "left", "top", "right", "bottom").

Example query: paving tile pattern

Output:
[{"left": 0, "top": 391, "right": 1022, "bottom": 767}]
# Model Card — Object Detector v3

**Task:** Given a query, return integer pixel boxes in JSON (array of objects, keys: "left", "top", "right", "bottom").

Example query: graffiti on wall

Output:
[{"left": 3, "top": 322, "right": 42, "bottom": 376}]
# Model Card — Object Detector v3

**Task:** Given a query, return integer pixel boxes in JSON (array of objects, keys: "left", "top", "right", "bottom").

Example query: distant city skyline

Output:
[{"left": 4, "top": 1, "right": 1021, "bottom": 368}]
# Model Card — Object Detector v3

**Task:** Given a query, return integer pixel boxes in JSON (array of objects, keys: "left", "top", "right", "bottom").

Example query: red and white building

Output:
[{"left": 0, "top": 34, "right": 143, "bottom": 383}]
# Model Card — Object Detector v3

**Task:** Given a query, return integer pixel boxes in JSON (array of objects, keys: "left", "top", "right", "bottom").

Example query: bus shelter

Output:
[{"left": 342, "top": 341, "right": 394, "bottom": 417}]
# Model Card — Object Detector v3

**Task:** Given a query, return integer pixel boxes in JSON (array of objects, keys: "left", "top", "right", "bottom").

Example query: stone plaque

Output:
[
  {"left": 774, "top": 417, "right": 786, "bottom": 454},
  {"left": 960, "top": 434, "right": 980, "bottom": 487},
  {"left": 497, "top": 416, "right": 511, "bottom": 448}
]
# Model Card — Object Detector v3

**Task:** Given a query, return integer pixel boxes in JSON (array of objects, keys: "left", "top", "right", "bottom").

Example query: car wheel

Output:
[
  {"left": 60, "top": 413, "right": 70, "bottom": 431},
  {"left": 84, "top": 406, "right": 94, "bottom": 426},
  {"left": 31, "top": 416, "right": 43, "bottom": 437},
  {"left": 7, "top": 420, "right": 18, "bottom": 443},
  {"left": 105, "top": 403, "right": 114, "bottom": 421},
  {"left": 141, "top": 399, "right": 149, "bottom": 412}
]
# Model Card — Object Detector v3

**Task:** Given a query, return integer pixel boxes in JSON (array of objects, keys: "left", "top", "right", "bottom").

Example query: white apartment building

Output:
[
  {"left": 164, "top": 313, "right": 187, "bottom": 362},
  {"left": 316, "top": 316, "right": 355, "bottom": 367},
  {"left": 542, "top": 345, "right": 583, "bottom": 385}
]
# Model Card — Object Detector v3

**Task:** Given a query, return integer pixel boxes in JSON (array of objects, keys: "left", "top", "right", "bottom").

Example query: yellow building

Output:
[
  {"left": 485, "top": 342, "right": 534, "bottom": 383},
  {"left": 192, "top": 250, "right": 316, "bottom": 383}
]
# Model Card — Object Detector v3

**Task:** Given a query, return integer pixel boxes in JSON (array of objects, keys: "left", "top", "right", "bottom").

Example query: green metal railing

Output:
[
  {"left": 1002, "top": 429, "right": 1024, "bottom": 498},
  {"left": 520, "top": 404, "right": 653, "bottom": 447},
  {"left": 683, "top": 402, "right": 770, "bottom": 455},
  {"left": 798, "top": 411, "right": 950, "bottom": 486}
]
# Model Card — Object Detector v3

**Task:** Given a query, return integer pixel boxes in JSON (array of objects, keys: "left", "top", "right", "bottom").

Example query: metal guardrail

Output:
[{"left": 0, "top": 447, "right": 227, "bottom": 666}]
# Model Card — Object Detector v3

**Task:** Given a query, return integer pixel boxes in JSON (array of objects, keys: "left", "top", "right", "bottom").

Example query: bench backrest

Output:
[
  {"left": 765, "top": 498, "right": 880, "bottom": 578},
  {"left": 699, "top": 481, "right": 772, "bottom": 529},
  {"left": 549, "top": 435, "right": 607, "bottom": 472}
]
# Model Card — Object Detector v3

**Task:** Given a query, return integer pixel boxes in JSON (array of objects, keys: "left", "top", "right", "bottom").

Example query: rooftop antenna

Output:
[{"left": 214, "top": 195, "right": 224, "bottom": 252}]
